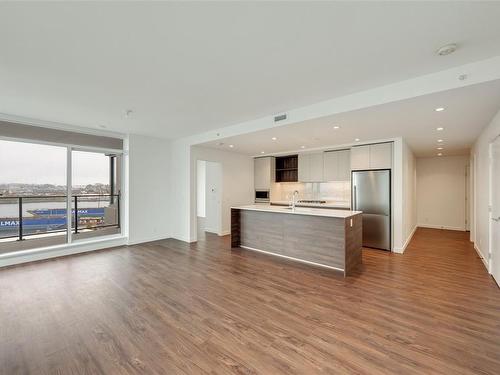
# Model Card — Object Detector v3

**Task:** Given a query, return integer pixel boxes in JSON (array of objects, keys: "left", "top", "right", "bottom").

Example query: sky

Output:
[{"left": 0, "top": 139, "right": 109, "bottom": 185}]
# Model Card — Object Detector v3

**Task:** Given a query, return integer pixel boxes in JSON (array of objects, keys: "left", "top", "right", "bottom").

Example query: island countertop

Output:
[{"left": 231, "top": 204, "right": 362, "bottom": 218}]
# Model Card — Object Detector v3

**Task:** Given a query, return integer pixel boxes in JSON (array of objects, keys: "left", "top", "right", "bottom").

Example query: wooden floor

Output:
[{"left": 1, "top": 228, "right": 499, "bottom": 374}]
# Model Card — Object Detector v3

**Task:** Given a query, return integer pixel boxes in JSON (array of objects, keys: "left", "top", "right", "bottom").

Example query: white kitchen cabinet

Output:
[
  {"left": 323, "top": 151, "right": 338, "bottom": 182},
  {"left": 351, "top": 143, "right": 392, "bottom": 170},
  {"left": 369, "top": 142, "right": 392, "bottom": 169},
  {"left": 351, "top": 145, "right": 370, "bottom": 170},
  {"left": 309, "top": 153, "right": 324, "bottom": 182},
  {"left": 298, "top": 153, "right": 324, "bottom": 182},
  {"left": 323, "top": 149, "right": 351, "bottom": 181},
  {"left": 337, "top": 149, "right": 351, "bottom": 180},
  {"left": 298, "top": 154, "right": 309, "bottom": 182},
  {"left": 254, "top": 157, "right": 275, "bottom": 190}
]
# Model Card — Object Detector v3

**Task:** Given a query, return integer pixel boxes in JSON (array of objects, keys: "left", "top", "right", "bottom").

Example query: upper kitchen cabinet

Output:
[
  {"left": 275, "top": 155, "right": 298, "bottom": 183},
  {"left": 254, "top": 156, "right": 275, "bottom": 189},
  {"left": 298, "top": 153, "right": 324, "bottom": 182},
  {"left": 323, "top": 149, "right": 351, "bottom": 181},
  {"left": 369, "top": 143, "right": 393, "bottom": 169},
  {"left": 351, "top": 142, "right": 392, "bottom": 170},
  {"left": 350, "top": 145, "right": 370, "bottom": 170}
]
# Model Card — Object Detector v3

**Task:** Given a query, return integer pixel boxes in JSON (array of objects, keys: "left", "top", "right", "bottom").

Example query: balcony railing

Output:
[{"left": 0, "top": 194, "right": 120, "bottom": 241}]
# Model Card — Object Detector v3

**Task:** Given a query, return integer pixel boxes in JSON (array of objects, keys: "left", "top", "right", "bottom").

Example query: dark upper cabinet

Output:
[{"left": 275, "top": 155, "right": 298, "bottom": 182}]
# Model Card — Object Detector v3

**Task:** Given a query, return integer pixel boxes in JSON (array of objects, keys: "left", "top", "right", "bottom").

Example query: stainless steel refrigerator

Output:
[{"left": 352, "top": 170, "right": 391, "bottom": 250}]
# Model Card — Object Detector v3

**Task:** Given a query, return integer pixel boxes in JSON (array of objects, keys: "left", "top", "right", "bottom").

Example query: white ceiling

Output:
[
  {"left": 200, "top": 79, "right": 500, "bottom": 157},
  {"left": 1, "top": 2, "right": 500, "bottom": 139}
]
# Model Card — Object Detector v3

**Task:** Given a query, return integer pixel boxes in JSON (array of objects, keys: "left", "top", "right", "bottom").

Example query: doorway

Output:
[
  {"left": 196, "top": 160, "right": 222, "bottom": 239},
  {"left": 490, "top": 136, "right": 500, "bottom": 285}
]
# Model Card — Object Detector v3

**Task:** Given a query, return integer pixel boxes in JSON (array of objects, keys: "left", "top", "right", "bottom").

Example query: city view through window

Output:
[{"left": 0, "top": 139, "right": 120, "bottom": 249}]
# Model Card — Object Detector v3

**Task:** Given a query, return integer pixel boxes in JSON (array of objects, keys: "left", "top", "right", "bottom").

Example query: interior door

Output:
[
  {"left": 491, "top": 137, "right": 500, "bottom": 285},
  {"left": 205, "top": 161, "right": 222, "bottom": 235}
]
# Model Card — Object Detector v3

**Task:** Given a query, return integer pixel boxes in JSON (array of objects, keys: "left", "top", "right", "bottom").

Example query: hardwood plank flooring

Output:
[{"left": 1, "top": 228, "right": 499, "bottom": 374}]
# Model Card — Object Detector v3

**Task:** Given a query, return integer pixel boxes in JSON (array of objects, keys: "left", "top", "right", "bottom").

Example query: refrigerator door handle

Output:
[{"left": 353, "top": 185, "right": 357, "bottom": 210}]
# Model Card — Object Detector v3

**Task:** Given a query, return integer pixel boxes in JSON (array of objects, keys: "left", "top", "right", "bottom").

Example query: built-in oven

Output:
[{"left": 255, "top": 190, "right": 270, "bottom": 203}]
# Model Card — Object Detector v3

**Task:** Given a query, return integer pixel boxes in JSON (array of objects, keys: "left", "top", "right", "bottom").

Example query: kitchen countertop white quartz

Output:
[
  {"left": 270, "top": 200, "right": 351, "bottom": 209},
  {"left": 232, "top": 204, "right": 361, "bottom": 218}
]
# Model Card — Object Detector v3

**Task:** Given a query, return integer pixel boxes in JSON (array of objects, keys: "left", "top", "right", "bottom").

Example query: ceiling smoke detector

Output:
[{"left": 436, "top": 43, "right": 458, "bottom": 56}]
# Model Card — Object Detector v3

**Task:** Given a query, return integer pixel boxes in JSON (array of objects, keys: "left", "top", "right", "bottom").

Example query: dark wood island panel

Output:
[{"left": 231, "top": 206, "right": 362, "bottom": 276}]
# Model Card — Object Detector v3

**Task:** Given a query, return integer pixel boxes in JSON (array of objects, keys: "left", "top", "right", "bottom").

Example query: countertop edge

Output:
[{"left": 231, "top": 205, "right": 362, "bottom": 218}]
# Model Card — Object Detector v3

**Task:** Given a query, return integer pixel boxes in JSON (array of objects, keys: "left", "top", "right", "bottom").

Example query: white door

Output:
[
  {"left": 491, "top": 137, "right": 500, "bottom": 284},
  {"left": 205, "top": 161, "right": 222, "bottom": 235}
]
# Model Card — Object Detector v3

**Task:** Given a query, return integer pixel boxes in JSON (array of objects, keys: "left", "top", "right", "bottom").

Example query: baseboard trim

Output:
[
  {"left": 417, "top": 224, "right": 466, "bottom": 231},
  {"left": 0, "top": 235, "right": 128, "bottom": 268},
  {"left": 239, "top": 245, "right": 344, "bottom": 272},
  {"left": 127, "top": 234, "right": 171, "bottom": 245},
  {"left": 474, "top": 243, "right": 489, "bottom": 272},
  {"left": 394, "top": 225, "right": 417, "bottom": 254}
]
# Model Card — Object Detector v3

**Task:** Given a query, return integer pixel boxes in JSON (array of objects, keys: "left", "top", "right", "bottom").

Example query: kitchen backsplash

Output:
[{"left": 270, "top": 181, "right": 351, "bottom": 203}]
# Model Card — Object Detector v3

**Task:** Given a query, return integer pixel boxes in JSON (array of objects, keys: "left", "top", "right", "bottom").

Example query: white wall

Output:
[
  {"left": 191, "top": 146, "right": 254, "bottom": 238},
  {"left": 196, "top": 160, "right": 206, "bottom": 218},
  {"left": 402, "top": 141, "right": 417, "bottom": 251},
  {"left": 128, "top": 134, "right": 172, "bottom": 244},
  {"left": 472, "top": 108, "right": 500, "bottom": 267},
  {"left": 416, "top": 155, "right": 468, "bottom": 231}
]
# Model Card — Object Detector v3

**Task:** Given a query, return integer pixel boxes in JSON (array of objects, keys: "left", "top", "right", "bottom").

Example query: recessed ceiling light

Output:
[
  {"left": 437, "top": 153, "right": 443, "bottom": 156},
  {"left": 436, "top": 43, "right": 458, "bottom": 56},
  {"left": 333, "top": 125, "right": 340, "bottom": 130},
  {"left": 437, "top": 147, "right": 443, "bottom": 150},
  {"left": 437, "top": 139, "right": 444, "bottom": 143},
  {"left": 436, "top": 127, "right": 444, "bottom": 131},
  {"left": 354, "top": 138, "right": 360, "bottom": 142},
  {"left": 125, "top": 109, "right": 133, "bottom": 117},
  {"left": 260, "top": 151, "right": 265, "bottom": 154},
  {"left": 271, "top": 137, "right": 277, "bottom": 141},
  {"left": 229, "top": 144, "right": 234, "bottom": 148},
  {"left": 435, "top": 107, "right": 445, "bottom": 112},
  {"left": 300, "top": 145, "right": 305, "bottom": 149},
  {"left": 98, "top": 124, "right": 107, "bottom": 129}
]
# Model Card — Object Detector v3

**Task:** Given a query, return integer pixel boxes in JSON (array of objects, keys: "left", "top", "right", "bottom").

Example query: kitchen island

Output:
[{"left": 231, "top": 205, "right": 362, "bottom": 276}]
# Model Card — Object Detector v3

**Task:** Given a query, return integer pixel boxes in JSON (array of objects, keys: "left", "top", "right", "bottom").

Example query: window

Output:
[
  {"left": 71, "top": 150, "right": 121, "bottom": 240},
  {"left": 0, "top": 140, "right": 68, "bottom": 253},
  {"left": 0, "top": 134, "right": 123, "bottom": 255}
]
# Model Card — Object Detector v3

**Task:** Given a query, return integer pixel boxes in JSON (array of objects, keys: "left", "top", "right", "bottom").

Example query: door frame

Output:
[
  {"left": 489, "top": 136, "right": 500, "bottom": 278},
  {"left": 195, "top": 159, "right": 223, "bottom": 238}
]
